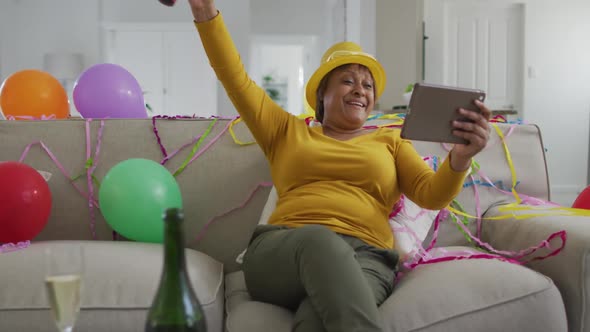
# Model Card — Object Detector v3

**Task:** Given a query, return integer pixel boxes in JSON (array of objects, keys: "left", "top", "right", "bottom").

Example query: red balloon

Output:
[
  {"left": 0, "top": 162, "right": 52, "bottom": 243},
  {"left": 573, "top": 186, "right": 590, "bottom": 210}
]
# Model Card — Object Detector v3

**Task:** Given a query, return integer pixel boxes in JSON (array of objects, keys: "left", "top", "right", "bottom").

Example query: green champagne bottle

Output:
[{"left": 145, "top": 208, "right": 207, "bottom": 332}]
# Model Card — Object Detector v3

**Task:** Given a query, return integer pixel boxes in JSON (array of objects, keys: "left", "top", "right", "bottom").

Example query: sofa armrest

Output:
[{"left": 482, "top": 205, "right": 590, "bottom": 332}]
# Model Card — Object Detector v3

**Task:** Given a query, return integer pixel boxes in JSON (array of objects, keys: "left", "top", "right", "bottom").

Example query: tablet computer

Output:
[{"left": 400, "top": 83, "right": 486, "bottom": 144}]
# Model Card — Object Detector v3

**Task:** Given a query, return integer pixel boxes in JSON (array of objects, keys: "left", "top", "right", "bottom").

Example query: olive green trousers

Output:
[{"left": 243, "top": 224, "right": 399, "bottom": 332}]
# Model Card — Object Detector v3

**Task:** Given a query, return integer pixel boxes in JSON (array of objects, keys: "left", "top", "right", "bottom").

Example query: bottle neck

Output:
[{"left": 163, "top": 218, "right": 187, "bottom": 277}]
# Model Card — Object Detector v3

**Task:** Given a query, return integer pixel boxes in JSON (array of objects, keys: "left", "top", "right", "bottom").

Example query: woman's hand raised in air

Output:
[{"left": 187, "top": 0, "right": 218, "bottom": 22}]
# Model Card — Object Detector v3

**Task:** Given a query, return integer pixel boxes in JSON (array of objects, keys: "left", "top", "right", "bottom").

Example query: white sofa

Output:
[{"left": 0, "top": 118, "right": 588, "bottom": 332}]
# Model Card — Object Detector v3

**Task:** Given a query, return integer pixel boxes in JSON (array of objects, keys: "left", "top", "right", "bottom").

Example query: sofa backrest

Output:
[
  {"left": 0, "top": 119, "right": 548, "bottom": 271},
  {"left": 403, "top": 122, "right": 550, "bottom": 247}
]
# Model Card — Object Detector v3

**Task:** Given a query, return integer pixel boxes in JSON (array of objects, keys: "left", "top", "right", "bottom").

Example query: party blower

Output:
[{"left": 158, "top": 0, "right": 176, "bottom": 6}]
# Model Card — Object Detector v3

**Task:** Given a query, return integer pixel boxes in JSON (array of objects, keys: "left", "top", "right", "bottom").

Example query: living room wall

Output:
[{"left": 522, "top": 0, "right": 590, "bottom": 205}]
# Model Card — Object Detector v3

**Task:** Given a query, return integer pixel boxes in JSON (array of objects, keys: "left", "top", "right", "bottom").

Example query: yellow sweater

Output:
[{"left": 196, "top": 13, "right": 468, "bottom": 249}]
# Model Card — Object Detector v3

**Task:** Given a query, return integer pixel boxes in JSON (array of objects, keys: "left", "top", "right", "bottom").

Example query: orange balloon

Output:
[{"left": 0, "top": 70, "right": 69, "bottom": 120}]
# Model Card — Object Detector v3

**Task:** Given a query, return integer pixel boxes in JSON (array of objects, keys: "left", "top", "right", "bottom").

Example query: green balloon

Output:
[{"left": 99, "top": 158, "right": 182, "bottom": 243}]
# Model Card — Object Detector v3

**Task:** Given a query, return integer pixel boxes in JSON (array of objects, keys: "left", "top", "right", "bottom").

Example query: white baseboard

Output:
[
  {"left": 550, "top": 185, "right": 586, "bottom": 206},
  {"left": 551, "top": 185, "right": 585, "bottom": 195}
]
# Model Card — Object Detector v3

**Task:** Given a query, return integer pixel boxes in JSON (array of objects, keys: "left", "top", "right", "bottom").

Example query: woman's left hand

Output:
[{"left": 449, "top": 100, "right": 491, "bottom": 171}]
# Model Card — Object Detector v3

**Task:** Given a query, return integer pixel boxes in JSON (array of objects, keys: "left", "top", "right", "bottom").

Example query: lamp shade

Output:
[{"left": 43, "top": 53, "right": 84, "bottom": 80}]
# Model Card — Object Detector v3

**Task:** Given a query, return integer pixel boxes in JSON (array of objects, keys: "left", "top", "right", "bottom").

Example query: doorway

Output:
[
  {"left": 424, "top": 1, "right": 525, "bottom": 115},
  {"left": 102, "top": 23, "right": 218, "bottom": 117},
  {"left": 250, "top": 35, "right": 318, "bottom": 116}
]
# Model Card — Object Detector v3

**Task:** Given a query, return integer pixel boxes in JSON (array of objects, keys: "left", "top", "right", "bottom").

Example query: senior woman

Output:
[{"left": 188, "top": 1, "right": 491, "bottom": 331}]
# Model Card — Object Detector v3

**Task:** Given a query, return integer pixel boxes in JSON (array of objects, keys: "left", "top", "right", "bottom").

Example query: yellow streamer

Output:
[
  {"left": 229, "top": 117, "right": 256, "bottom": 146},
  {"left": 491, "top": 123, "right": 522, "bottom": 205},
  {"left": 445, "top": 123, "right": 589, "bottom": 221},
  {"left": 448, "top": 204, "right": 590, "bottom": 221},
  {"left": 498, "top": 205, "right": 590, "bottom": 216},
  {"left": 447, "top": 206, "right": 513, "bottom": 220},
  {"left": 378, "top": 113, "right": 406, "bottom": 120},
  {"left": 376, "top": 120, "right": 405, "bottom": 128}
]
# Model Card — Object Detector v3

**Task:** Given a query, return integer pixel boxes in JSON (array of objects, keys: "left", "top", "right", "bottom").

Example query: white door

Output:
[
  {"left": 165, "top": 31, "right": 217, "bottom": 117},
  {"left": 250, "top": 35, "right": 318, "bottom": 116},
  {"left": 104, "top": 25, "right": 217, "bottom": 117},
  {"left": 424, "top": 1, "right": 524, "bottom": 113}
]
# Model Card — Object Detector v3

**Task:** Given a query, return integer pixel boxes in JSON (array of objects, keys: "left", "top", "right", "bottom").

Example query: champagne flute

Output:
[{"left": 44, "top": 245, "right": 84, "bottom": 332}]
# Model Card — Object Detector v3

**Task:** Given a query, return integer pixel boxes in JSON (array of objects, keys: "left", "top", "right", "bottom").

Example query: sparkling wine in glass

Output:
[{"left": 44, "top": 245, "right": 84, "bottom": 332}]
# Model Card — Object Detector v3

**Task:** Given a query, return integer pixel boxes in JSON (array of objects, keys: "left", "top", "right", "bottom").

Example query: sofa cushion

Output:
[
  {"left": 0, "top": 240, "right": 224, "bottom": 332},
  {"left": 225, "top": 271, "right": 293, "bottom": 332},
  {"left": 224, "top": 247, "right": 567, "bottom": 332}
]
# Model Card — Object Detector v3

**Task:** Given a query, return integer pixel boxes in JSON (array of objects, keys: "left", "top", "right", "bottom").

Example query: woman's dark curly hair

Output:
[{"left": 314, "top": 73, "right": 331, "bottom": 123}]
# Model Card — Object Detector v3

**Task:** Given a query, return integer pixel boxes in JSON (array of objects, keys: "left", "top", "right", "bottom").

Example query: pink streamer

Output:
[
  {"left": 0, "top": 241, "right": 30, "bottom": 253},
  {"left": 504, "top": 124, "right": 517, "bottom": 139},
  {"left": 84, "top": 120, "right": 105, "bottom": 239},
  {"left": 389, "top": 195, "right": 404, "bottom": 218},
  {"left": 151, "top": 115, "right": 238, "bottom": 163},
  {"left": 470, "top": 174, "right": 483, "bottom": 238},
  {"left": 172, "top": 120, "right": 234, "bottom": 175},
  {"left": 194, "top": 182, "right": 273, "bottom": 243},
  {"left": 406, "top": 253, "right": 521, "bottom": 270},
  {"left": 391, "top": 223, "right": 429, "bottom": 262},
  {"left": 151, "top": 115, "right": 201, "bottom": 159},
  {"left": 161, "top": 134, "right": 203, "bottom": 165},
  {"left": 151, "top": 115, "right": 173, "bottom": 158},
  {"left": 18, "top": 142, "right": 98, "bottom": 207},
  {"left": 452, "top": 211, "right": 566, "bottom": 261},
  {"left": 401, "top": 206, "right": 567, "bottom": 273},
  {"left": 424, "top": 210, "right": 449, "bottom": 252},
  {"left": 16, "top": 121, "right": 105, "bottom": 240}
]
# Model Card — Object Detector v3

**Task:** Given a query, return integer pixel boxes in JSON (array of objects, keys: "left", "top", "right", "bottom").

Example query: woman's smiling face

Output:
[{"left": 320, "top": 64, "right": 376, "bottom": 130}]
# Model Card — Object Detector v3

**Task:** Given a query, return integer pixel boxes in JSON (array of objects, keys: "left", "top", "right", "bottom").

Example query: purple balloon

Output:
[{"left": 73, "top": 63, "right": 148, "bottom": 119}]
